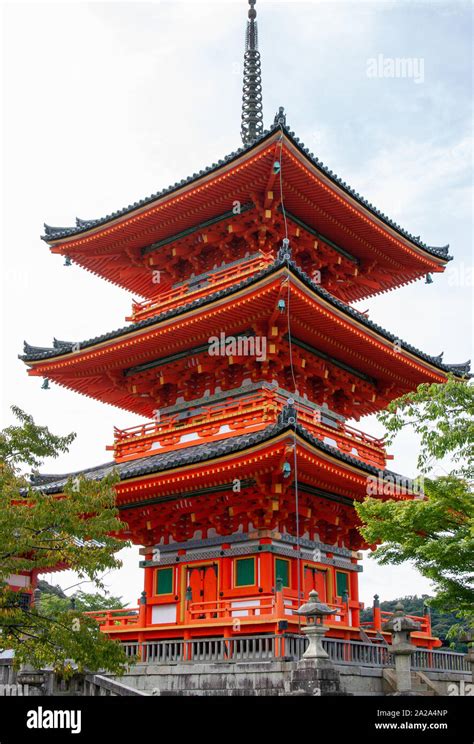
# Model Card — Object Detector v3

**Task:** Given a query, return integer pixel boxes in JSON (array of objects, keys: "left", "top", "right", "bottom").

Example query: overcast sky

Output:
[{"left": 1, "top": 0, "right": 472, "bottom": 607}]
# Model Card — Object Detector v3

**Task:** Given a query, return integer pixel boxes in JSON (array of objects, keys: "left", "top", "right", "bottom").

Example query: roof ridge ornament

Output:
[
  {"left": 277, "top": 237, "right": 291, "bottom": 263},
  {"left": 23, "top": 341, "right": 54, "bottom": 355},
  {"left": 277, "top": 399, "right": 297, "bottom": 427},
  {"left": 447, "top": 360, "right": 471, "bottom": 376},
  {"left": 427, "top": 243, "right": 450, "bottom": 257},
  {"left": 53, "top": 338, "right": 75, "bottom": 350},
  {"left": 44, "top": 223, "right": 70, "bottom": 236},
  {"left": 274, "top": 106, "right": 287, "bottom": 127},
  {"left": 240, "top": 0, "right": 263, "bottom": 145}
]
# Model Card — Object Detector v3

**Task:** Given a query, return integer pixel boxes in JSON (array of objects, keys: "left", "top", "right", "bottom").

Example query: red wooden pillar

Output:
[
  {"left": 373, "top": 594, "right": 382, "bottom": 633},
  {"left": 144, "top": 562, "right": 154, "bottom": 600},
  {"left": 275, "top": 577, "right": 284, "bottom": 624},
  {"left": 184, "top": 585, "right": 192, "bottom": 624},
  {"left": 221, "top": 548, "right": 232, "bottom": 593},
  {"left": 259, "top": 550, "right": 273, "bottom": 599},
  {"left": 138, "top": 590, "right": 147, "bottom": 628},
  {"left": 424, "top": 603, "right": 432, "bottom": 636},
  {"left": 349, "top": 565, "right": 360, "bottom": 627},
  {"left": 137, "top": 632, "right": 145, "bottom": 662},
  {"left": 183, "top": 629, "right": 191, "bottom": 661}
]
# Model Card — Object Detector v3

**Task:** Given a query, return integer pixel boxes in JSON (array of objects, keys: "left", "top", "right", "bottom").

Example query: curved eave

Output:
[
  {"left": 282, "top": 133, "right": 451, "bottom": 266},
  {"left": 20, "top": 260, "right": 467, "bottom": 383},
  {"left": 43, "top": 132, "right": 278, "bottom": 246},
  {"left": 42, "top": 126, "right": 450, "bottom": 269}
]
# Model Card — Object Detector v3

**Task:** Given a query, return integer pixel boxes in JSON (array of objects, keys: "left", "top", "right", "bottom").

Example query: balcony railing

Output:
[
  {"left": 138, "top": 635, "right": 283, "bottom": 664},
  {"left": 127, "top": 255, "right": 272, "bottom": 322},
  {"left": 83, "top": 608, "right": 139, "bottom": 628},
  {"left": 186, "top": 595, "right": 349, "bottom": 624},
  {"left": 108, "top": 387, "right": 386, "bottom": 467},
  {"left": 86, "top": 598, "right": 439, "bottom": 656},
  {"left": 361, "top": 610, "right": 431, "bottom": 637},
  {"left": 85, "top": 594, "right": 350, "bottom": 631},
  {"left": 412, "top": 649, "right": 470, "bottom": 673},
  {"left": 109, "top": 390, "right": 275, "bottom": 461},
  {"left": 187, "top": 595, "right": 276, "bottom": 621},
  {"left": 118, "top": 635, "right": 470, "bottom": 671}
]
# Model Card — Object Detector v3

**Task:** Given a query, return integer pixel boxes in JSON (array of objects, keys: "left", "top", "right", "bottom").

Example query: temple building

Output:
[{"left": 20, "top": 1, "right": 469, "bottom": 650}]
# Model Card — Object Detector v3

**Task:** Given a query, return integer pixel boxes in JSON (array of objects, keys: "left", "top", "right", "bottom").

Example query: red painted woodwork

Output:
[
  {"left": 25, "top": 123, "right": 455, "bottom": 655},
  {"left": 108, "top": 388, "right": 387, "bottom": 468},
  {"left": 45, "top": 133, "right": 449, "bottom": 303},
  {"left": 25, "top": 269, "right": 452, "bottom": 423},
  {"left": 85, "top": 548, "right": 440, "bottom": 648},
  {"left": 187, "top": 565, "right": 219, "bottom": 618},
  {"left": 304, "top": 566, "right": 327, "bottom": 602}
]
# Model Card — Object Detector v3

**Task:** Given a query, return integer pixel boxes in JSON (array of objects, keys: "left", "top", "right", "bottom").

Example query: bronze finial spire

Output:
[{"left": 240, "top": 0, "right": 263, "bottom": 145}]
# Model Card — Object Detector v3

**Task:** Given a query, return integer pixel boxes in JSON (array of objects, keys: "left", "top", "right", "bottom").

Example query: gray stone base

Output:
[
  {"left": 1, "top": 657, "right": 470, "bottom": 696},
  {"left": 117, "top": 660, "right": 470, "bottom": 696},
  {"left": 290, "top": 659, "right": 351, "bottom": 696}
]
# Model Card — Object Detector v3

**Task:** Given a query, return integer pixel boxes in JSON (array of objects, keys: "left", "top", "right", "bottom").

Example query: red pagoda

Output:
[{"left": 20, "top": 1, "right": 469, "bottom": 651}]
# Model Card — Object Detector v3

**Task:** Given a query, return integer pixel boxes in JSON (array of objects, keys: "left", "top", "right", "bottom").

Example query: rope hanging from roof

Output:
[{"left": 275, "top": 131, "right": 303, "bottom": 617}]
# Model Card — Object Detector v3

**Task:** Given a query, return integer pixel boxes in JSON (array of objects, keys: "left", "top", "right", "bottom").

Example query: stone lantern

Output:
[
  {"left": 290, "top": 589, "right": 347, "bottom": 696},
  {"left": 294, "top": 589, "right": 339, "bottom": 660},
  {"left": 383, "top": 602, "right": 421, "bottom": 693}
]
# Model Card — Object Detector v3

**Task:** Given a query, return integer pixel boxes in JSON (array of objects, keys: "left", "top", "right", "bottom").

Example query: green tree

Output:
[
  {"left": 355, "top": 378, "right": 474, "bottom": 636},
  {"left": 38, "top": 587, "right": 126, "bottom": 616},
  {"left": 0, "top": 407, "right": 131, "bottom": 675},
  {"left": 360, "top": 595, "right": 467, "bottom": 650}
]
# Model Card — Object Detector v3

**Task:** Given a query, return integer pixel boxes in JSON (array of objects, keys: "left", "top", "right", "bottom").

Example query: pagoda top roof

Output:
[
  {"left": 42, "top": 120, "right": 451, "bottom": 262},
  {"left": 28, "top": 414, "right": 414, "bottom": 496},
  {"left": 20, "top": 257, "right": 470, "bottom": 378}
]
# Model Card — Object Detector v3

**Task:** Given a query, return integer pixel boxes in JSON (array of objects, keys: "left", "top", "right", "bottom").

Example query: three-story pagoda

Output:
[{"left": 20, "top": 1, "right": 469, "bottom": 651}]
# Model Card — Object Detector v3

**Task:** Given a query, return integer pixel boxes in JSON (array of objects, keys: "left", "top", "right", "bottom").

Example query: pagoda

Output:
[{"left": 20, "top": 1, "right": 469, "bottom": 651}]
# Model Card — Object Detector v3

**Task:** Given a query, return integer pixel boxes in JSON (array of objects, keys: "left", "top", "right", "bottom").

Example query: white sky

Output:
[{"left": 1, "top": 0, "right": 472, "bottom": 608}]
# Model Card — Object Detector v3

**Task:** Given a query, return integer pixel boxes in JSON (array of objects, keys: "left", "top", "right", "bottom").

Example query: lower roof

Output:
[
  {"left": 20, "top": 257, "right": 471, "bottom": 379},
  {"left": 29, "top": 415, "right": 414, "bottom": 496}
]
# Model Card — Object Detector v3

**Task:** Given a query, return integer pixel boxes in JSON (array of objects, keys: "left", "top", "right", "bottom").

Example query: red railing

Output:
[
  {"left": 84, "top": 601, "right": 437, "bottom": 648},
  {"left": 187, "top": 595, "right": 276, "bottom": 621},
  {"left": 83, "top": 608, "right": 139, "bottom": 628},
  {"left": 108, "top": 388, "right": 386, "bottom": 468},
  {"left": 84, "top": 594, "right": 350, "bottom": 630},
  {"left": 361, "top": 611, "right": 431, "bottom": 636},
  {"left": 127, "top": 255, "right": 272, "bottom": 321},
  {"left": 285, "top": 395, "right": 385, "bottom": 467},
  {"left": 111, "top": 391, "right": 271, "bottom": 446}
]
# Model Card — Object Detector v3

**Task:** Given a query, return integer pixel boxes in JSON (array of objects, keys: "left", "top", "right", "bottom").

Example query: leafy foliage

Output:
[
  {"left": 0, "top": 406, "right": 76, "bottom": 470},
  {"left": 39, "top": 588, "right": 126, "bottom": 616},
  {"left": 356, "top": 379, "right": 474, "bottom": 639},
  {"left": 0, "top": 596, "right": 129, "bottom": 676},
  {"left": 0, "top": 407, "right": 131, "bottom": 675},
  {"left": 378, "top": 376, "right": 473, "bottom": 480},
  {"left": 360, "top": 595, "right": 467, "bottom": 650},
  {"left": 357, "top": 476, "right": 473, "bottom": 617}
]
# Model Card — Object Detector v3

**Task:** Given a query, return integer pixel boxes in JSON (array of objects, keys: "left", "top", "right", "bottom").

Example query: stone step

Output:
[{"left": 411, "top": 673, "right": 437, "bottom": 696}]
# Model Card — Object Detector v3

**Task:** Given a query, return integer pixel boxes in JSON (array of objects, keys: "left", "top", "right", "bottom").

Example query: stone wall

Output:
[
  {"left": 115, "top": 660, "right": 471, "bottom": 696},
  {"left": 1, "top": 657, "right": 470, "bottom": 697}
]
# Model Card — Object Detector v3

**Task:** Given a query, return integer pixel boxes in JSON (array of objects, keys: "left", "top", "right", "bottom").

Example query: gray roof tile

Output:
[
  {"left": 20, "top": 258, "right": 470, "bottom": 377},
  {"left": 41, "top": 123, "right": 451, "bottom": 260},
  {"left": 29, "top": 419, "right": 415, "bottom": 496}
]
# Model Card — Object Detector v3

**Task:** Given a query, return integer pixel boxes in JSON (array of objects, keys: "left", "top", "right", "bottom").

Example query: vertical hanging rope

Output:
[{"left": 277, "top": 123, "right": 302, "bottom": 622}]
